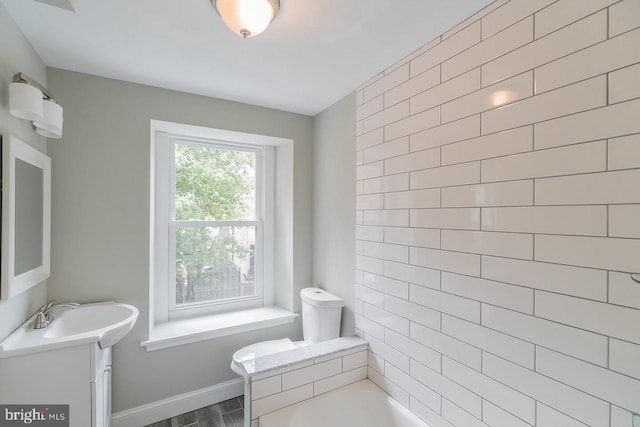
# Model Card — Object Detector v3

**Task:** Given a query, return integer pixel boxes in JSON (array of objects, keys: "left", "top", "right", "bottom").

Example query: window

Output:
[
  {"left": 146, "top": 121, "right": 297, "bottom": 350},
  {"left": 153, "top": 128, "right": 275, "bottom": 321},
  {"left": 170, "top": 141, "right": 263, "bottom": 312}
]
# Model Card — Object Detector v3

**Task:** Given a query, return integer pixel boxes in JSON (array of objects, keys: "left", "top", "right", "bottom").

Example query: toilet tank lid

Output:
[{"left": 301, "top": 287, "right": 344, "bottom": 308}]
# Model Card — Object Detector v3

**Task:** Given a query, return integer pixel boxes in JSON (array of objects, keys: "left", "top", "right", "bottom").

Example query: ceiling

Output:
[{"left": 2, "top": 0, "right": 493, "bottom": 115}]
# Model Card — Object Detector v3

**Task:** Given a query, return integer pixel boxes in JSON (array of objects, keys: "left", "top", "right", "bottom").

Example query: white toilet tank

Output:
[{"left": 301, "top": 287, "right": 344, "bottom": 343}]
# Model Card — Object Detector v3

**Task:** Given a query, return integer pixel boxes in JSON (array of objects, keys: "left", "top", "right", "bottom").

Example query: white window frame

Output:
[{"left": 153, "top": 131, "right": 275, "bottom": 322}]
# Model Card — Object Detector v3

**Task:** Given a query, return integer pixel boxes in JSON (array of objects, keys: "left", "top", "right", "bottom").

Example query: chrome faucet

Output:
[{"left": 33, "top": 300, "right": 80, "bottom": 329}]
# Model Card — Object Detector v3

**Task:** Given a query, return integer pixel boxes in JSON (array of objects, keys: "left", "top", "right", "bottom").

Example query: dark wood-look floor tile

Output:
[
  {"left": 144, "top": 420, "right": 172, "bottom": 427},
  {"left": 171, "top": 410, "right": 197, "bottom": 427},
  {"left": 221, "top": 409, "right": 244, "bottom": 427},
  {"left": 147, "top": 395, "right": 245, "bottom": 427},
  {"left": 218, "top": 397, "right": 242, "bottom": 414},
  {"left": 196, "top": 405, "right": 225, "bottom": 427}
]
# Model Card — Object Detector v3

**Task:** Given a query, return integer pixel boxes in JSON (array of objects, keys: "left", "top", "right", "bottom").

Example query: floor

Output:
[{"left": 143, "top": 395, "right": 244, "bottom": 427}]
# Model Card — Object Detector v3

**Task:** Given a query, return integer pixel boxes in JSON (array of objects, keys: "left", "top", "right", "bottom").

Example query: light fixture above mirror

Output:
[
  {"left": 9, "top": 73, "right": 63, "bottom": 139},
  {"left": 212, "top": 0, "right": 280, "bottom": 38}
]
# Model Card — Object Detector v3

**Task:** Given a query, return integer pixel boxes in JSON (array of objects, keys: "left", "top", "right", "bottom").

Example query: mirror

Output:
[{"left": 1, "top": 134, "right": 51, "bottom": 300}]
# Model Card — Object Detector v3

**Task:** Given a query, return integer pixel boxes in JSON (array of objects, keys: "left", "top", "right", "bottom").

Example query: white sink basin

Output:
[{"left": 0, "top": 302, "right": 139, "bottom": 358}]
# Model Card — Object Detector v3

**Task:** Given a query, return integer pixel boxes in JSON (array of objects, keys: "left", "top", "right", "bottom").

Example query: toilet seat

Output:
[{"left": 231, "top": 338, "right": 298, "bottom": 375}]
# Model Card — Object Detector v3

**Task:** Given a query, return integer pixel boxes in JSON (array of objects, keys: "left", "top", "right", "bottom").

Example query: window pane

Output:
[
  {"left": 175, "top": 226, "right": 256, "bottom": 305},
  {"left": 175, "top": 143, "right": 256, "bottom": 221}
]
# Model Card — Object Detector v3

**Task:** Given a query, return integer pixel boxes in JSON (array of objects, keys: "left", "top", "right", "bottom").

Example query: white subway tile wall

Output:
[
  {"left": 249, "top": 349, "right": 368, "bottom": 422},
  {"left": 355, "top": 1, "right": 640, "bottom": 426}
]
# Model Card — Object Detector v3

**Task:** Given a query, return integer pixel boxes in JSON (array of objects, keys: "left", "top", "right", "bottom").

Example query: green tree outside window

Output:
[{"left": 174, "top": 143, "right": 257, "bottom": 304}]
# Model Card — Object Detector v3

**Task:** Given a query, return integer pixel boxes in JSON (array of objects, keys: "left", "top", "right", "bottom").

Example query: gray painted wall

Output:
[
  {"left": 0, "top": 2, "right": 48, "bottom": 341},
  {"left": 1, "top": 1, "right": 357, "bottom": 413},
  {"left": 46, "top": 68, "right": 313, "bottom": 411},
  {"left": 312, "top": 93, "right": 356, "bottom": 336}
]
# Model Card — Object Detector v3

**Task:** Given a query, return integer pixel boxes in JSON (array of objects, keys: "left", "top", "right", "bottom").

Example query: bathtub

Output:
[{"left": 258, "top": 379, "right": 427, "bottom": 427}]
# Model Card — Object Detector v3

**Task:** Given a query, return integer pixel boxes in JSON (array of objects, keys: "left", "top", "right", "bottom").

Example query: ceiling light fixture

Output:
[{"left": 212, "top": 0, "right": 280, "bottom": 38}]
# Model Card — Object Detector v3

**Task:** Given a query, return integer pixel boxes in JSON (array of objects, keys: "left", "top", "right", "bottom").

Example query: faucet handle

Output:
[
  {"left": 37, "top": 300, "right": 54, "bottom": 312},
  {"left": 43, "top": 301, "right": 80, "bottom": 322},
  {"left": 33, "top": 312, "right": 49, "bottom": 329}
]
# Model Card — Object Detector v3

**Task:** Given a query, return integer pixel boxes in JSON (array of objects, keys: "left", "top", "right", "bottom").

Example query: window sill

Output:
[{"left": 141, "top": 306, "right": 298, "bottom": 352}]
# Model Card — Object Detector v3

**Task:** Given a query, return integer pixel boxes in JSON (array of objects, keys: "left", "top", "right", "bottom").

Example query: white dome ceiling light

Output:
[{"left": 212, "top": 0, "right": 280, "bottom": 38}]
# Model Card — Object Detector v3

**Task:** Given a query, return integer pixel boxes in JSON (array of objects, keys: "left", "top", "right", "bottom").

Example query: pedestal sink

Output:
[{"left": 0, "top": 301, "right": 139, "bottom": 358}]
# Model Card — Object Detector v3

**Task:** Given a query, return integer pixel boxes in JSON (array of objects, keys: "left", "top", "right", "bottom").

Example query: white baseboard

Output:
[{"left": 111, "top": 377, "right": 244, "bottom": 427}]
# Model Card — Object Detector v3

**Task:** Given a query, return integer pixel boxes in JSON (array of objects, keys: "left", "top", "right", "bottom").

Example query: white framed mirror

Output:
[{"left": 1, "top": 134, "right": 51, "bottom": 300}]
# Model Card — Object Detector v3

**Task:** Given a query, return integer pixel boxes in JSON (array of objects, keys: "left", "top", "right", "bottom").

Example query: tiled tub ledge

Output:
[{"left": 238, "top": 336, "right": 368, "bottom": 427}]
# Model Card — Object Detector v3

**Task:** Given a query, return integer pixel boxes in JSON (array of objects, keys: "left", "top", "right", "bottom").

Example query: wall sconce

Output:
[
  {"left": 9, "top": 73, "right": 63, "bottom": 139},
  {"left": 212, "top": 0, "right": 280, "bottom": 38}
]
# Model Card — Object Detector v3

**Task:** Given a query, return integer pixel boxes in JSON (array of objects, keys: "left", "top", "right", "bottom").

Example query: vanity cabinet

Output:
[
  {"left": 0, "top": 343, "right": 112, "bottom": 427},
  {"left": 92, "top": 345, "right": 112, "bottom": 427}
]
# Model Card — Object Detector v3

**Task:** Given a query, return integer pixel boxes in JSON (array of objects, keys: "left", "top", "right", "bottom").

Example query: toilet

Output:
[{"left": 230, "top": 287, "right": 344, "bottom": 375}]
